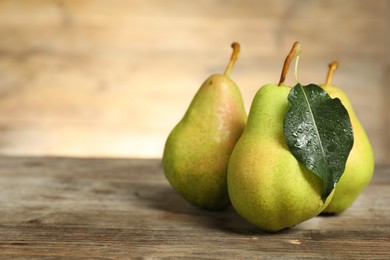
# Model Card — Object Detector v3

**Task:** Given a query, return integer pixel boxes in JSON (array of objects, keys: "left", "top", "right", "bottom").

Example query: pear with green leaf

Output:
[
  {"left": 162, "top": 42, "right": 247, "bottom": 210},
  {"left": 227, "top": 42, "right": 336, "bottom": 232},
  {"left": 321, "top": 61, "right": 374, "bottom": 213}
]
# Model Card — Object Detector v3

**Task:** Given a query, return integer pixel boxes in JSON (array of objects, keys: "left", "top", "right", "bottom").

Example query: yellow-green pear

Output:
[
  {"left": 321, "top": 61, "right": 374, "bottom": 213},
  {"left": 227, "top": 42, "right": 333, "bottom": 232},
  {"left": 162, "top": 43, "right": 247, "bottom": 210}
]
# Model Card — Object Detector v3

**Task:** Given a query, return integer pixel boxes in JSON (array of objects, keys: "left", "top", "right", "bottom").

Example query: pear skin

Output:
[
  {"left": 162, "top": 43, "right": 247, "bottom": 210},
  {"left": 321, "top": 62, "right": 374, "bottom": 213},
  {"left": 227, "top": 84, "right": 333, "bottom": 232}
]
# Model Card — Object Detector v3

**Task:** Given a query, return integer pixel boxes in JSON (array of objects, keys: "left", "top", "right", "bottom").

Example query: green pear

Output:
[
  {"left": 227, "top": 42, "right": 333, "bottom": 232},
  {"left": 321, "top": 61, "right": 374, "bottom": 213},
  {"left": 162, "top": 42, "right": 247, "bottom": 210}
]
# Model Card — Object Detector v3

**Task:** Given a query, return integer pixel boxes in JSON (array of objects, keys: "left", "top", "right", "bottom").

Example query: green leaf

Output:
[{"left": 284, "top": 83, "right": 354, "bottom": 201}]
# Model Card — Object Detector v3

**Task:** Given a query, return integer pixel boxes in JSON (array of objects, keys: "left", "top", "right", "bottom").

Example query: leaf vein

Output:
[{"left": 300, "top": 85, "right": 327, "bottom": 169}]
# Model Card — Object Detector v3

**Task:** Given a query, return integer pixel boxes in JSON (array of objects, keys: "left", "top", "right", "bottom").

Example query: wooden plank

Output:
[
  {"left": 0, "top": 0, "right": 388, "bottom": 163},
  {"left": 0, "top": 157, "right": 389, "bottom": 258},
  {"left": 386, "top": 65, "right": 390, "bottom": 166}
]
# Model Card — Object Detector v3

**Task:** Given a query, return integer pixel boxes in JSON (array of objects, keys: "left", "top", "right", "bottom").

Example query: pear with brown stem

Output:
[
  {"left": 227, "top": 42, "right": 333, "bottom": 232},
  {"left": 321, "top": 61, "right": 374, "bottom": 213},
  {"left": 162, "top": 43, "right": 247, "bottom": 210}
]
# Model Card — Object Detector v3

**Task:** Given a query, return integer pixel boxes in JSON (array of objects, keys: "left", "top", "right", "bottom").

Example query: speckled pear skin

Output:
[
  {"left": 162, "top": 74, "right": 247, "bottom": 210},
  {"left": 321, "top": 84, "right": 374, "bottom": 213},
  {"left": 227, "top": 84, "right": 333, "bottom": 232}
]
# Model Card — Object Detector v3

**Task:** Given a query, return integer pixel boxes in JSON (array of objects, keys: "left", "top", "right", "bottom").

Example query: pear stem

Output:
[
  {"left": 278, "top": 41, "right": 302, "bottom": 86},
  {"left": 325, "top": 61, "right": 339, "bottom": 85},
  {"left": 224, "top": 42, "right": 240, "bottom": 77},
  {"left": 294, "top": 55, "right": 300, "bottom": 84}
]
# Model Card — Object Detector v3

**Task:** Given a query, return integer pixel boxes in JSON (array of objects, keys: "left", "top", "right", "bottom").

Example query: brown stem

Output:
[
  {"left": 278, "top": 42, "right": 302, "bottom": 86},
  {"left": 224, "top": 42, "right": 240, "bottom": 77},
  {"left": 325, "top": 61, "right": 339, "bottom": 85}
]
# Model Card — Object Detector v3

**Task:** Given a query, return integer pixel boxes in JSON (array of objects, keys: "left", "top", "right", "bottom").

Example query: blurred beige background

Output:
[{"left": 0, "top": 0, "right": 388, "bottom": 165}]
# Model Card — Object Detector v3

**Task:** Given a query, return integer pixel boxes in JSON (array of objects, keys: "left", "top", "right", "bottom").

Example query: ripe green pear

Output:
[
  {"left": 162, "top": 43, "right": 247, "bottom": 210},
  {"left": 227, "top": 42, "right": 333, "bottom": 232},
  {"left": 321, "top": 62, "right": 374, "bottom": 213},
  {"left": 227, "top": 84, "right": 333, "bottom": 232}
]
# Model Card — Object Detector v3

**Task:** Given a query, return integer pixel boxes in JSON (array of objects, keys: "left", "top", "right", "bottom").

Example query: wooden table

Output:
[{"left": 0, "top": 157, "right": 389, "bottom": 259}]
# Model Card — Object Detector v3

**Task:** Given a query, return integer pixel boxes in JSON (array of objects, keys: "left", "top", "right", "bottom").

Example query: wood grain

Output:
[
  {"left": 0, "top": 0, "right": 388, "bottom": 164},
  {"left": 0, "top": 157, "right": 389, "bottom": 259}
]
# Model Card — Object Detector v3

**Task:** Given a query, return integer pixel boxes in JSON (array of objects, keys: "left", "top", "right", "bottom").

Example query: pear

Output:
[
  {"left": 162, "top": 42, "right": 247, "bottom": 210},
  {"left": 227, "top": 42, "right": 333, "bottom": 232},
  {"left": 321, "top": 61, "right": 374, "bottom": 213}
]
